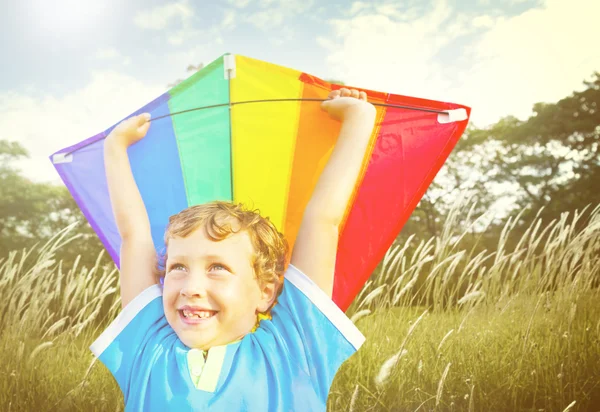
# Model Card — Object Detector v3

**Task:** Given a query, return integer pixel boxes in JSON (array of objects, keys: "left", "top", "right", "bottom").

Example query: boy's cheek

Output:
[
  {"left": 218, "top": 284, "right": 251, "bottom": 303},
  {"left": 161, "top": 282, "right": 179, "bottom": 304},
  {"left": 162, "top": 276, "right": 178, "bottom": 290}
]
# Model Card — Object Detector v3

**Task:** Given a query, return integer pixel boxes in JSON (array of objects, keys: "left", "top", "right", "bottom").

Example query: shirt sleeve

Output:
[
  {"left": 89, "top": 284, "right": 167, "bottom": 399},
  {"left": 267, "top": 264, "right": 366, "bottom": 400}
]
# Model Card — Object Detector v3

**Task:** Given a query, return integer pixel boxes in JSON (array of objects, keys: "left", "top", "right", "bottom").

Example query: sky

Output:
[{"left": 1, "top": 0, "right": 599, "bottom": 183}]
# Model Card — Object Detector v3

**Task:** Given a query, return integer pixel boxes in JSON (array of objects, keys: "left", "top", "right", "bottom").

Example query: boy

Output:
[{"left": 92, "top": 88, "right": 377, "bottom": 411}]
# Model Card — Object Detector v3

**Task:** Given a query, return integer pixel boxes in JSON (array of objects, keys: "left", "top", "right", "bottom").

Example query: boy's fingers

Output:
[
  {"left": 328, "top": 90, "right": 341, "bottom": 99},
  {"left": 139, "top": 121, "right": 151, "bottom": 132},
  {"left": 350, "top": 89, "right": 359, "bottom": 99},
  {"left": 320, "top": 98, "right": 339, "bottom": 112},
  {"left": 339, "top": 88, "right": 350, "bottom": 97},
  {"left": 359, "top": 91, "right": 367, "bottom": 101},
  {"left": 136, "top": 113, "right": 151, "bottom": 126}
]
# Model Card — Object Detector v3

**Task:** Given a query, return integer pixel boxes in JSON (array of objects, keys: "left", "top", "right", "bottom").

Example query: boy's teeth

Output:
[{"left": 182, "top": 309, "right": 215, "bottom": 319}]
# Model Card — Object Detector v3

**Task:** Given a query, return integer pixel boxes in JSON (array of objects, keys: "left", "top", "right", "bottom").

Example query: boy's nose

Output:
[{"left": 180, "top": 275, "right": 209, "bottom": 298}]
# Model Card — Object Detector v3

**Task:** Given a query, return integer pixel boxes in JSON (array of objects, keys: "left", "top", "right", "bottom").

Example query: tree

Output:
[
  {"left": 401, "top": 73, "right": 600, "bottom": 250},
  {"left": 0, "top": 140, "right": 106, "bottom": 268},
  {"left": 468, "top": 73, "right": 600, "bottom": 227}
]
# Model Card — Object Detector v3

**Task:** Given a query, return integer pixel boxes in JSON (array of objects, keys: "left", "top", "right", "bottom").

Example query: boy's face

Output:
[{"left": 162, "top": 224, "right": 274, "bottom": 350}]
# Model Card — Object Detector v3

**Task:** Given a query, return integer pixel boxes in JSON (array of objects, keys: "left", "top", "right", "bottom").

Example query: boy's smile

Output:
[
  {"left": 162, "top": 224, "right": 274, "bottom": 350},
  {"left": 179, "top": 306, "right": 218, "bottom": 322}
]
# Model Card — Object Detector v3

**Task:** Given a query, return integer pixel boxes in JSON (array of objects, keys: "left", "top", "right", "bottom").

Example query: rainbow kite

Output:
[{"left": 50, "top": 54, "right": 470, "bottom": 311}]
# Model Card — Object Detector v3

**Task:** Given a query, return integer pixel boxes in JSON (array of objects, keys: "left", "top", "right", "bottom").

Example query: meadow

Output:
[{"left": 1, "top": 200, "right": 599, "bottom": 411}]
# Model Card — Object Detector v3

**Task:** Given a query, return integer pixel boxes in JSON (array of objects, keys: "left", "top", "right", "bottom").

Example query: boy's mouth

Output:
[
  {"left": 178, "top": 306, "right": 219, "bottom": 324},
  {"left": 181, "top": 309, "right": 217, "bottom": 319}
]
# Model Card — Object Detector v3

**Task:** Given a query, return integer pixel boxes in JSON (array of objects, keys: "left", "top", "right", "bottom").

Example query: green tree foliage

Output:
[
  {"left": 469, "top": 73, "right": 600, "bottom": 225},
  {"left": 0, "top": 140, "right": 105, "bottom": 268},
  {"left": 402, "top": 73, "right": 600, "bottom": 254}
]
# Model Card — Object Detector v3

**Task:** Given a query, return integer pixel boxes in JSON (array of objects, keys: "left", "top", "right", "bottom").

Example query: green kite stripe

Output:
[{"left": 168, "top": 56, "right": 233, "bottom": 206}]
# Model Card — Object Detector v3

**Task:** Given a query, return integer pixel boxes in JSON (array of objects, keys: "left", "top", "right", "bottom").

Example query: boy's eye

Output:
[
  {"left": 209, "top": 264, "right": 229, "bottom": 272},
  {"left": 168, "top": 263, "right": 186, "bottom": 272}
]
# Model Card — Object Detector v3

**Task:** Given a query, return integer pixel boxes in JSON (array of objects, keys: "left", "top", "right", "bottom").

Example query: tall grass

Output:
[
  {"left": 334, "top": 199, "right": 600, "bottom": 411},
  {"left": 350, "top": 200, "right": 600, "bottom": 314},
  {"left": 0, "top": 225, "right": 122, "bottom": 411},
  {"left": 0, "top": 224, "right": 121, "bottom": 340},
  {"left": 1, "top": 201, "right": 599, "bottom": 411}
]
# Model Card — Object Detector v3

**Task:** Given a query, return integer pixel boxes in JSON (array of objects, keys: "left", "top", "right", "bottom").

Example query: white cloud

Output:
[
  {"left": 249, "top": 10, "right": 282, "bottom": 29},
  {"left": 318, "top": 0, "right": 456, "bottom": 100},
  {"left": 133, "top": 1, "right": 193, "bottom": 30},
  {"left": 227, "top": 0, "right": 252, "bottom": 8},
  {"left": 94, "top": 48, "right": 119, "bottom": 60},
  {"left": 244, "top": 0, "right": 315, "bottom": 30},
  {"left": 159, "top": 45, "right": 214, "bottom": 80},
  {"left": 471, "top": 15, "right": 494, "bottom": 28},
  {"left": 221, "top": 9, "right": 237, "bottom": 30},
  {"left": 93, "top": 48, "right": 132, "bottom": 66},
  {"left": 456, "top": 0, "right": 600, "bottom": 126},
  {"left": 133, "top": 0, "right": 203, "bottom": 46},
  {"left": 319, "top": 0, "right": 600, "bottom": 127},
  {"left": 347, "top": 0, "right": 420, "bottom": 19},
  {"left": 223, "top": 0, "right": 314, "bottom": 45},
  {"left": 349, "top": 1, "right": 369, "bottom": 16},
  {"left": 0, "top": 72, "right": 164, "bottom": 182},
  {"left": 167, "top": 29, "right": 198, "bottom": 46}
]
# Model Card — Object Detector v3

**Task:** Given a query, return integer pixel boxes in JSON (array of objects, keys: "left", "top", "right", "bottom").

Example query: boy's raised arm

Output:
[
  {"left": 290, "top": 89, "right": 377, "bottom": 297},
  {"left": 104, "top": 113, "right": 158, "bottom": 308}
]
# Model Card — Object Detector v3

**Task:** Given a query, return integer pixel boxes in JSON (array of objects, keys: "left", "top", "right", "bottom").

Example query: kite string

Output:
[
  {"left": 150, "top": 98, "right": 447, "bottom": 122},
  {"left": 62, "top": 98, "right": 449, "bottom": 156}
]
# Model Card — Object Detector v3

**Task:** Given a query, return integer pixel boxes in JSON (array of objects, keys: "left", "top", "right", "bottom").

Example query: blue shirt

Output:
[{"left": 91, "top": 264, "right": 365, "bottom": 411}]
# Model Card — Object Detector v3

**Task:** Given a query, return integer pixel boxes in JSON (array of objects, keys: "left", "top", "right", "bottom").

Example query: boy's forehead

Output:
[{"left": 167, "top": 226, "right": 254, "bottom": 259}]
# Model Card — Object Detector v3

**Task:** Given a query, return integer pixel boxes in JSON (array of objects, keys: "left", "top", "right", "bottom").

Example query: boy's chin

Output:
[
  {"left": 178, "top": 327, "right": 252, "bottom": 350},
  {"left": 165, "top": 311, "right": 256, "bottom": 349},
  {"left": 182, "top": 336, "right": 213, "bottom": 351},
  {"left": 175, "top": 327, "right": 217, "bottom": 350}
]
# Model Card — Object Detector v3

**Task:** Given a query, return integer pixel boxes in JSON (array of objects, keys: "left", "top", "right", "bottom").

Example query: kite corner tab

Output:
[
  {"left": 52, "top": 152, "right": 73, "bottom": 164},
  {"left": 223, "top": 54, "right": 236, "bottom": 80},
  {"left": 437, "top": 108, "right": 468, "bottom": 124}
]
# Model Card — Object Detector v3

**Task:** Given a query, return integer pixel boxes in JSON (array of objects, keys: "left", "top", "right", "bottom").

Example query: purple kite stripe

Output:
[
  {"left": 52, "top": 148, "right": 120, "bottom": 265},
  {"left": 48, "top": 91, "right": 173, "bottom": 267}
]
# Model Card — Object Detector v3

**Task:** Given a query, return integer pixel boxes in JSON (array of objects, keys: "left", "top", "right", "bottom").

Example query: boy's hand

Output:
[
  {"left": 320, "top": 88, "right": 375, "bottom": 122},
  {"left": 106, "top": 113, "right": 152, "bottom": 148}
]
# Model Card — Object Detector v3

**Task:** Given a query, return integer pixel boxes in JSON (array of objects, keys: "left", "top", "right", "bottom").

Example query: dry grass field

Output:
[{"left": 1, "top": 202, "right": 599, "bottom": 411}]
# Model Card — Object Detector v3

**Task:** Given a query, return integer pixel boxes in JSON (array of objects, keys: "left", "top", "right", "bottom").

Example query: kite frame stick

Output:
[
  {"left": 150, "top": 98, "right": 448, "bottom": 122},
  {"left": 60, "top": 98, "right": 449, "bottom": 157}
]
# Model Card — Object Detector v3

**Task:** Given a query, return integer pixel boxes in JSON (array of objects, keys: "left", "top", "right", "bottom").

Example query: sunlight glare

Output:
[{"left": 29, "top": 0, "right": 106, "bottom": 35}]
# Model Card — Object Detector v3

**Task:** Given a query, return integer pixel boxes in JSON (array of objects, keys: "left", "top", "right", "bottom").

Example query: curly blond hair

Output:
[{"left": 156, "top": 201, "right": 289, "bottom": 310}]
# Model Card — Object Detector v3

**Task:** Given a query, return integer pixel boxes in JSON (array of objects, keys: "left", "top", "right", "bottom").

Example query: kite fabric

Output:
[{"left": 50, "top": 53, "right": 470, "bottom": 311}]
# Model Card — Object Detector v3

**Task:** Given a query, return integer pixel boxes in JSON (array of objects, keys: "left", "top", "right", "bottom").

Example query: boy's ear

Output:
[{"left": 257, "top": 280, "right": 278, "bottom": 313}]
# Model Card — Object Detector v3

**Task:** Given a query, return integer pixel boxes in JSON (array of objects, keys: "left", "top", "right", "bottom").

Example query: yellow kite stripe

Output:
[{"left": 230, "top": 55, "right": 303, "bottom": 231}]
